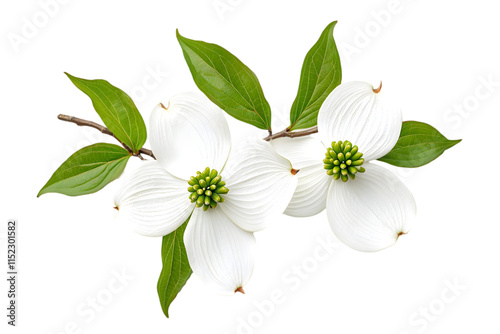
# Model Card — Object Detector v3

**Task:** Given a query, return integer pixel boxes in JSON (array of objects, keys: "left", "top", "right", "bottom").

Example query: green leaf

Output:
[
  {"left": 177, "top": 30, "right": 272, "bottom": 131},
  {"left": 65, "top": 73, "right": 147, "bottom": 154},
  {"left": 378, "top": 121, "right": 461, "bottom": 168},
  {"left": 157, "top": 217, "right": 192, "bottom": 318},
  {"left": 38, "top": 143, "right": 131, "bottom": 197},
  {"left": 288, "top": 21, "right": 342, "bottom": 131}
]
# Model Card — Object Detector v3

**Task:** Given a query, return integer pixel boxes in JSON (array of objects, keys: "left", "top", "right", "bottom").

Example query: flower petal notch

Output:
[
  {"left": 114, "top": 162, "right": 194, "bottom": 237},
  {"left": 272, "top": 136, "right": 331, "bottom": 217},
  {"left": 317, "top": 81, "right": 402, "bottom": 161},
  {"left": 327, "top": 163, "right": 416, "bottom": 252},
  {"left": 149, "top": 92, "right": 231, "bottom": 181},
  {"left": 220, "top": 140, "right": 299, "bottom": 232},
  {"left": 184, "top": 208, "right": 256, "bottom": 295}
]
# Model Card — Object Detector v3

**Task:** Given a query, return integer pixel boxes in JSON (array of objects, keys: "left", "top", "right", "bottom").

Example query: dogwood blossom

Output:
[
  {"left": 114, "top": 93, "right": 298, "bottom": 293},
  {"left": 272, "top": 82, "right": 416, "bottom": 252}
]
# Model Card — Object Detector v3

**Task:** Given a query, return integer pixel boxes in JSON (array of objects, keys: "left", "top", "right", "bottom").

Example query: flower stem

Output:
[
  {"left": 263, "top": 126, "right": 318, "bottom": 141},
  {"left": 58, "top": 114, "right": 318, "bottom": 158},
  {"left": 57, "top": 114, "right": 156, "bottom": 159}
]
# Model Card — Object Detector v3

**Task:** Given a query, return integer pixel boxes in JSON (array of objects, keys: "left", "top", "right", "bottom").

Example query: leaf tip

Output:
[
  {"left": 235, "top": 286, "right": 245, "bottom": 294},
  {"left": 324, "top": 20, "right": 338, "bottom": 33},
  {"left": 176, "top": 28, "right": 183, "bottom": 41}
]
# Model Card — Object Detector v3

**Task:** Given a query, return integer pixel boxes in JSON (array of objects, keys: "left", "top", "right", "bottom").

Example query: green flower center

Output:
[
  {"left": 324, "top": 140, "right": 365, "bottom": 182},
  {"left": 188, "top": 167, "right": 229, "bottom": 211}
]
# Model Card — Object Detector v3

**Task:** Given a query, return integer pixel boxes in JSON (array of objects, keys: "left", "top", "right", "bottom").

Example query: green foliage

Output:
[
  {"left": 157, "top": 218, "right": 192, "bottom": 318},
  {"left": 289, "top": 21, "right": 342, "bottom": 130},
  {"left": 65, "top": 73, "right": 147, "bottom": 154},
  {"left": 38, "top": 143, "right": 131, "bottom": 197},
  {"left": 378, "top": 121, "right": 461, "bottom": 168},
  {"left": 177, "top": 30, "right": 272, "bottom": 131}
]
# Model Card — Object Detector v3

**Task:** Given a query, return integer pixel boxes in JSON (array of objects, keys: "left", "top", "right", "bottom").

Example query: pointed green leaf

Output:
[
  {"left": 157, "top": 217, "right": 192, "bottom": 318},
  {"left": 378, "top": 121, "right": 461, "bottom": 168},
  {"left": 177, "top": 30, "right": 272, "bottom": 131},
  {"left": 65, "top": 73, "right": 147, "bottom": 154},
  {"left": 288, "top": 21, "right": 342, "bottom": 131},
  {"left": 38, "top": 143, "right": 131, "bottom": 197}
]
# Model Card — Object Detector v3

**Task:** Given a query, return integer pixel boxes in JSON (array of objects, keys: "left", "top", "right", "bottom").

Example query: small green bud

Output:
[
  {"left": 348, "top": 166, "right": 358, "bottom": 174},
  {"left": 199, "top": 179, "right": 207, "bottom": 188},
  {"left": 217, "top": 187, "right": 229, "bottom": 194},
  {"left": 351, "top": 159, "right": 364, "bottom": 166},
  {"left": 205, "top": 190, "right": 212, "bottom": 196},
  {"left": 351, "top": 152, "right": 363, "bottom": 161},
  {"left": 210, "top": 176, "right": 221, "bottom": 185},
  {"left": 212, "top": 193, "right": 221, "bottom": 202},
  {"left": 333, "top": 142, "right": 341, "bottom": 153}
]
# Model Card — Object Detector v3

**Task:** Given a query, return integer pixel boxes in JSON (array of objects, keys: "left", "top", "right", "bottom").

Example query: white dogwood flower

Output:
[
  {"left": 114, "top": 93, "right": 298, "bottom": 294},
  {"left": 272, "top": 82, "right": 416, "bottom": 252}
]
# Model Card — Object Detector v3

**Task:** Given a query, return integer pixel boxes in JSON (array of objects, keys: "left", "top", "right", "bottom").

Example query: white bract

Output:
[
  {"left": 272, "top": 82, "right": 416, "bottom": 252},
  {"left": 114, "top": 92, "right": 298, "bottom": 294}
]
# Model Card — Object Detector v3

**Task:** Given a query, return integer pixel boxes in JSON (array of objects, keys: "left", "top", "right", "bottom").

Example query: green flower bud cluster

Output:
[
  {"left": 324, "top": 140, "right": 365, "bottom": 182},
  {"left": 188, "top": 167, "right": 229, "bottom": 211}
]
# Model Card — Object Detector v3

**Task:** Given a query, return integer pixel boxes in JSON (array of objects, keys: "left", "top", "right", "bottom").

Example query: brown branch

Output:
[
  {"left": 57, "top": 114, "right": 156, "bottom": 160},
  {"left": 57, "top": 114, "right": 317, "bottom": 157},
  {"left": 263, "top": 126, "right": 318, "bottom": 141}
]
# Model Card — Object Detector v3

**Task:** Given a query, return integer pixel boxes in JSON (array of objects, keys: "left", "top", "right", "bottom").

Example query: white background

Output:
[{"left": 1, "top": 0, "right": 499, "bottom": 333}]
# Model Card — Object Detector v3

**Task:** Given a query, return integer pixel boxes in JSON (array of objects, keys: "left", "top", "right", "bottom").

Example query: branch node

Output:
[{"left": 57, "top": 114, "right": 156, "bottom": 160}]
